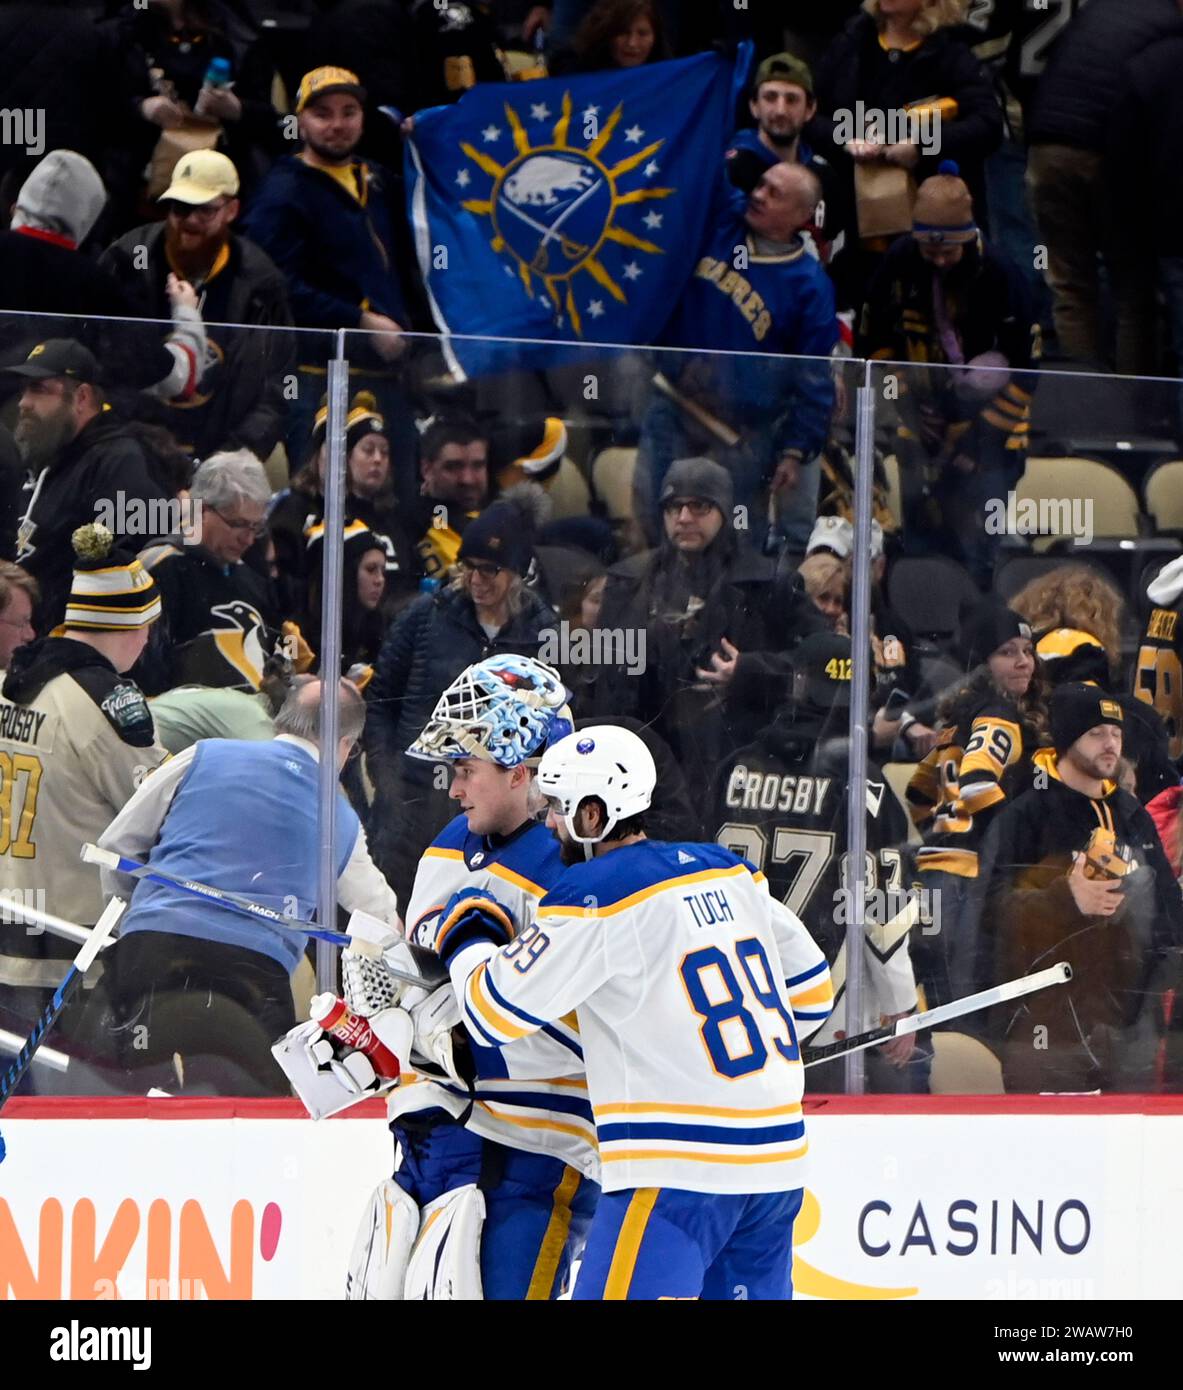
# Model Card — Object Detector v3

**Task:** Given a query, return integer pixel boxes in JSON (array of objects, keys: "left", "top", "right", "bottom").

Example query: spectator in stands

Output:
[
  {"left": 905, "top": 598, "right": 1047, "bottom": 1009},
  {"left": 860, "top": 164, "right": 1039, "bottom": 585},
  {"left": 814, "top": 0, "right": 1002, "bottom": 305},
  {"left": 977, "top": 683, "right": 1183, "bottom": 1092},
  {"left": 549, "top": 0, "right": 668, "bottom": 73},
  {"left": 0, "top": 525, "right": 167, "bottom": 1069},
  {"left": 5, "top": 340, "right": 177, "bottom": 633},
  {"left": 241, "top": 66, "right": 421, "bottom": 461},
  {"left": 0, "top": 152, "right": 210, "bottom": 400},
  {"left": 302, "top": 519, "right": 388, "bottom": 681},
  {"left": 403, "top": 415, "right": 493, "bottom": 582},
  {"left": 1009, "top": 564, "right": 1175, "bottom": 803},
  {"left": 364, "top": 498, "right": 557, "bottom": 899},
  {"left": 636, "top": 162, "right": 837, "bottom": 551},
  {"left": 101, "top": 150, "right": 294, "bottom": 463},
  {"left": 587, "top": 457, "right": 825, "bottom": 807},
  {"left": 1010, "top": 565, "right": 1123, "bottom": 689},
  {"left": 135, "top": 450, "right": 284, "bottom": 695},
  {"left": 797, "top": 552, "right": 850, "bottom": 633},
  {"left": 1025, "top": 0, "right": 1183, "bottom": 374},
  {"left": 270, "top": 392, "right": 414, "bottom": 619},
  {"left": 724, "top": 52, "right": 850, "bottom": 280},
  {"left": 103, "top": 0, "right": 281, "bottom": 217},
  {"left": 0, "top": 562, "right": 38, "bottom": 669},
  {"left": 711, "top": 631, "right": 928, "bottom": 1094},
  {"left": 95, "top": 675, "right": 400, "bottom": 1095}
]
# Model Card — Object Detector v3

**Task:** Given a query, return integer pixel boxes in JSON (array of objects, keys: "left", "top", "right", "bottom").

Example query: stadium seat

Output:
[
  {"left": 545, "top": 456, "right": 593, "bottom": 521},
  {"left": 1013, "top": 457, "right": 1142, "bottom": 553},
  {"left": 1143, "top": 460, "right": 1183, "bottom": 532},
  {"left": 929, "top": 1031, "right": 1005, "bottom": 1094},
  {"left": 886, "top": 555, "right": 979, "bottom": 642},
  {"left": 881, "top": 762, "right": 920, "bottom": 844},
  {"left": 992, "top": 552, "right": 1099, "bottom": 602},
  {"left": 591, "top": 446, "right": 638, "bottom": 524}
]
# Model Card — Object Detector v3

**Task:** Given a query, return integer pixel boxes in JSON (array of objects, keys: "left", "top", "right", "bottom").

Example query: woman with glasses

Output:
[
  {"left": 364, "top": 500, "right": 559, "bottom": 903},
  {"left": 0, "top": 563, "right": 39, "bottom": 670}
]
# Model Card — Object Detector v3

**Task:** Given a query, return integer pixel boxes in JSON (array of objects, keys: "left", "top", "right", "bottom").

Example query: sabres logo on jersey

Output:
[{"left": 457, "top": 95, "right": 675, "bottom": 335}]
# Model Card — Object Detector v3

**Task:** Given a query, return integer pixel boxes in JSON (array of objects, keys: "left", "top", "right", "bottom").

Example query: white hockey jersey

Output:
[
  {"left": 449, "top": 840, "right": 834, "bottom": 1196},
  {"left": 392, "top": 814, "right": 599, "bottom": 1181}
]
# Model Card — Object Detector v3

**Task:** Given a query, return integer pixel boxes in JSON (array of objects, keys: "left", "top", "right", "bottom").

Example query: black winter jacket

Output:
[
  {"left": 1108, "top": 34, "right": 1183, "bottom": 258},
  {"left": 1027, "top": 0, "right": 1183, "bottom": 151},
  {"left": 814, "top": 13, "right": 1002, "bottom": 217},
  {"left": 101, "top": 223, "right": 294, "bottom": 460},
  {"left": 364, "top": 582, "right": 559, "bottom": 799},
  {"left": 16, "top": 412, "right": 174, "bottom": 633}
]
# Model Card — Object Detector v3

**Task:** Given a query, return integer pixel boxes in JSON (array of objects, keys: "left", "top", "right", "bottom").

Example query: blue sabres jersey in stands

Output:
[
  {"left": 449, "top": 840, "right": 834, "bottom": 1196},
  {"left": 393, "top": 814, "right": 598, "bottom": 1180}
]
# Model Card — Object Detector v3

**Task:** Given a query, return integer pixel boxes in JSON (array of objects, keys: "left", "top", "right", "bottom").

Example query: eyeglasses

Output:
[
  {"left": 662, "top": 498, "right": 715, "bottom": 518},
  {"left": 0, "top": 615, "right": 34, "bottom": 634},
  {"left": 166, "top": 199, "right": 232, "bottom": 222},
  {"left": 461, "top": 557, "right": 505, "bottom": 578},
  {"left": 212, "top": 508, "right": 267, "bottom": 537}
]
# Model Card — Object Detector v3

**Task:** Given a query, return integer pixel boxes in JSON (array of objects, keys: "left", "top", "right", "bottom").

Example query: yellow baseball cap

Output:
[
  {"left": 159, "top": 149, "right": 240, "bottom": 204},
  {"left": 296, "top": 65, "right": 366, "bottom": 114}
]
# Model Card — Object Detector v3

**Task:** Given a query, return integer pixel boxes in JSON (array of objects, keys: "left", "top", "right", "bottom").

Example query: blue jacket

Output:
[
  {"left": 119, "top": 738, "right": 360, "bottom": 974},
  {"left": 660, "top": 189, "right": 837, "bottom": 459},
  {"left": 241, "top": 154, "right": 411, "bottom": 335}
]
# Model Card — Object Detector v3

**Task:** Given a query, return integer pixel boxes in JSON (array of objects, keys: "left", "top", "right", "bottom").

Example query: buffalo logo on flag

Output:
[{"left": 459, "top": 96, "right": 672, "bottom": 335}]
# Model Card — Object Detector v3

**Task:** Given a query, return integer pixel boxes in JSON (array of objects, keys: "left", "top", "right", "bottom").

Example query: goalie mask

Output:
[{"left": 407, "top": 654, "right": 573, "bottom": 768}]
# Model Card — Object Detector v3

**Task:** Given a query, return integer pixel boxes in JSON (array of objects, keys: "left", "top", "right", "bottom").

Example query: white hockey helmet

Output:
[
  {"left": 536, "top": 724, "right": 656, "bottom": 846},
  {"left": 407, "top": 654, "right": 573, "bottom": 768}
]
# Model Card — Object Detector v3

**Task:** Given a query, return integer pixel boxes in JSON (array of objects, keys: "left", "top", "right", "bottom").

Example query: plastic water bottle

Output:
[
  {"left": 203, "top": 56, "right": 232, "bottom": 89},
  {"left": 310, "top": 994, "right": 401, "bottom": 1078}
]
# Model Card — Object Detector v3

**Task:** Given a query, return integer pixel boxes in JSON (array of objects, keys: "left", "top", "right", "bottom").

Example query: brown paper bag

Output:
[
  {"left": 854, "top": 162, "right": 916, "bottom": 240},
  {"left": 147, "top": 119, "right": 223, "bottom": 201}
]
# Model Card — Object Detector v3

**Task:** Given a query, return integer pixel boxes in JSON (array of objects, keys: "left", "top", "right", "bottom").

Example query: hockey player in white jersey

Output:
[
  {"left": 302, "top": 655, "right": 599, "bottom": 1300},
  {"left": 428, "top": 724, "right": 835, "bottom": 1300}
]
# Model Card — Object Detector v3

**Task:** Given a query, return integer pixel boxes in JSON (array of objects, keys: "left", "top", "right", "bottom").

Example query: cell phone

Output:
[{"left": 881, "top": 686, "right": 912, "bottom": 718}]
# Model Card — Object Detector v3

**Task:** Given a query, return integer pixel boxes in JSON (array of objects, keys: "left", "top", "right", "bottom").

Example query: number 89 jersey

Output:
[
  {"left": 711, "top": 735, "right": 916, "bottom": 1037},
  {"left": 455, "top": 841, "right": 833, "bottom": 1195}
]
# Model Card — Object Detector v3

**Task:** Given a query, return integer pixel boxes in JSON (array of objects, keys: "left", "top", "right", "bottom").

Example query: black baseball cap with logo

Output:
[
  {"left": 5, "top": 339, "right": 100, "bottom": 384},
  {"left": 793, "top": 632, "right": 853, "bottom": 712}
]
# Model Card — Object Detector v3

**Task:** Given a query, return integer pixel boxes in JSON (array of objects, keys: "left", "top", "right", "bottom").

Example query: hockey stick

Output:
[
  {"left": 802, "top": 961, "right": 1072, "bottom": 1067},
  {"left": 0, "top": 896, "right": 124, "bottom": 1115},
  {"left": 0, "top": 895, "right": 114, "bottom": 950},
  {"left": 79, "top": 846, "right": 443, "bottom": 990}
]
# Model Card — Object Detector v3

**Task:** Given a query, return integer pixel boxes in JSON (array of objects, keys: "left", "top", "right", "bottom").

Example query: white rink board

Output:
[{"left": 2, "top": 1103, "right": 1181, "bottom": 1299}]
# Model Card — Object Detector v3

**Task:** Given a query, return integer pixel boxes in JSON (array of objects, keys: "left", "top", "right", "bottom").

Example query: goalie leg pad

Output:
[
  {"left": 346, "top": 1178, "right": 420, "bottom": 1301},
  {"left": 404, "top": 1184, "right": 486, "bottom": 1300}
]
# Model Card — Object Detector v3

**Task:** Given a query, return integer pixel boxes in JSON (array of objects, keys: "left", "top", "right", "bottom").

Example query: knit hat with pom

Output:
[
  {"left": 913, "top": 160, "right": 977, "bottom": 245},
  {"left": 63, "top": 524, "right": 161, "bottom": 631}
]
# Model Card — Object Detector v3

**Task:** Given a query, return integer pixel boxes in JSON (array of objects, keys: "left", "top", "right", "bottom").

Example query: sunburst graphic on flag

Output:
[{"left": 458, "top": 93, "right": 674, "bottom": 336}]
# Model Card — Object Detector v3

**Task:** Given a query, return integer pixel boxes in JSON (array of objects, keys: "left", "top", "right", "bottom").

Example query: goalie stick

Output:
[
  {"left": 80, "top": 845, "right": 443, "bottom": 990},
  {"left": 0, "top": 896, "right": 124, "bottom": 1116},
  {"left": 802, "top": 962, "right": 1072, "bottom": 1067}
]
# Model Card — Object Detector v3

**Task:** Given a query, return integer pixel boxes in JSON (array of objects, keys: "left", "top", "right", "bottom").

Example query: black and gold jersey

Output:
[{"left": 907, "top": 695, "right": 1036, "bottom": 878}]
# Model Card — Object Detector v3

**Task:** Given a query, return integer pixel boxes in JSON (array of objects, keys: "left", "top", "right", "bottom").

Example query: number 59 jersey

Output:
[{"left": 453, "top": 841, "right": 833, "bottom": 1196}]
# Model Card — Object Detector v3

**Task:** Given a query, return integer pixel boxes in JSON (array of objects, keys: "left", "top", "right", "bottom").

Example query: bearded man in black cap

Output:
[
  {"left": 978, "top": 683, "right": 1183, "bottom": 1092},
  {"left": 7, "top": 340, "right": 176, "bottom": 634},
  {"left": 586, "top": 456, "right": 825, "bottom": 810}
]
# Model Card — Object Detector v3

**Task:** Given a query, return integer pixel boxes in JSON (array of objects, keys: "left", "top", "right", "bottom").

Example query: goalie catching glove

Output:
[{"left": 272, "top": 999, "right": 413, "bottom": 1121}]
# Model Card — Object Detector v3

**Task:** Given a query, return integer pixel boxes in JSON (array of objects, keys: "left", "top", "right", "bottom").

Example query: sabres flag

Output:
[{"left": 405, "top": 46, "right": 752, "bottom": 376}]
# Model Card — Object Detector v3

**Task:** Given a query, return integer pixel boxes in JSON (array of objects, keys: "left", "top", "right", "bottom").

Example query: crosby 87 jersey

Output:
[
  {"left": 712, "top": 739, "right": 916, "bottom": 1041},
  {"left": 1135, "top": 557, "right": 1183, "bottom": 759},
  {"left": 398, "top": 813, "right": 599, "bottom": 1181},
  {"left": 447, "top": 840, "right": 834, "bottom": 1196}
]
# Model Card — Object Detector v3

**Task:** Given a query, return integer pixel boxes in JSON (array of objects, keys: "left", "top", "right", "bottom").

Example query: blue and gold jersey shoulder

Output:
[{"left": 538, "top": 839, "right": 755, "bottom": 917}]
